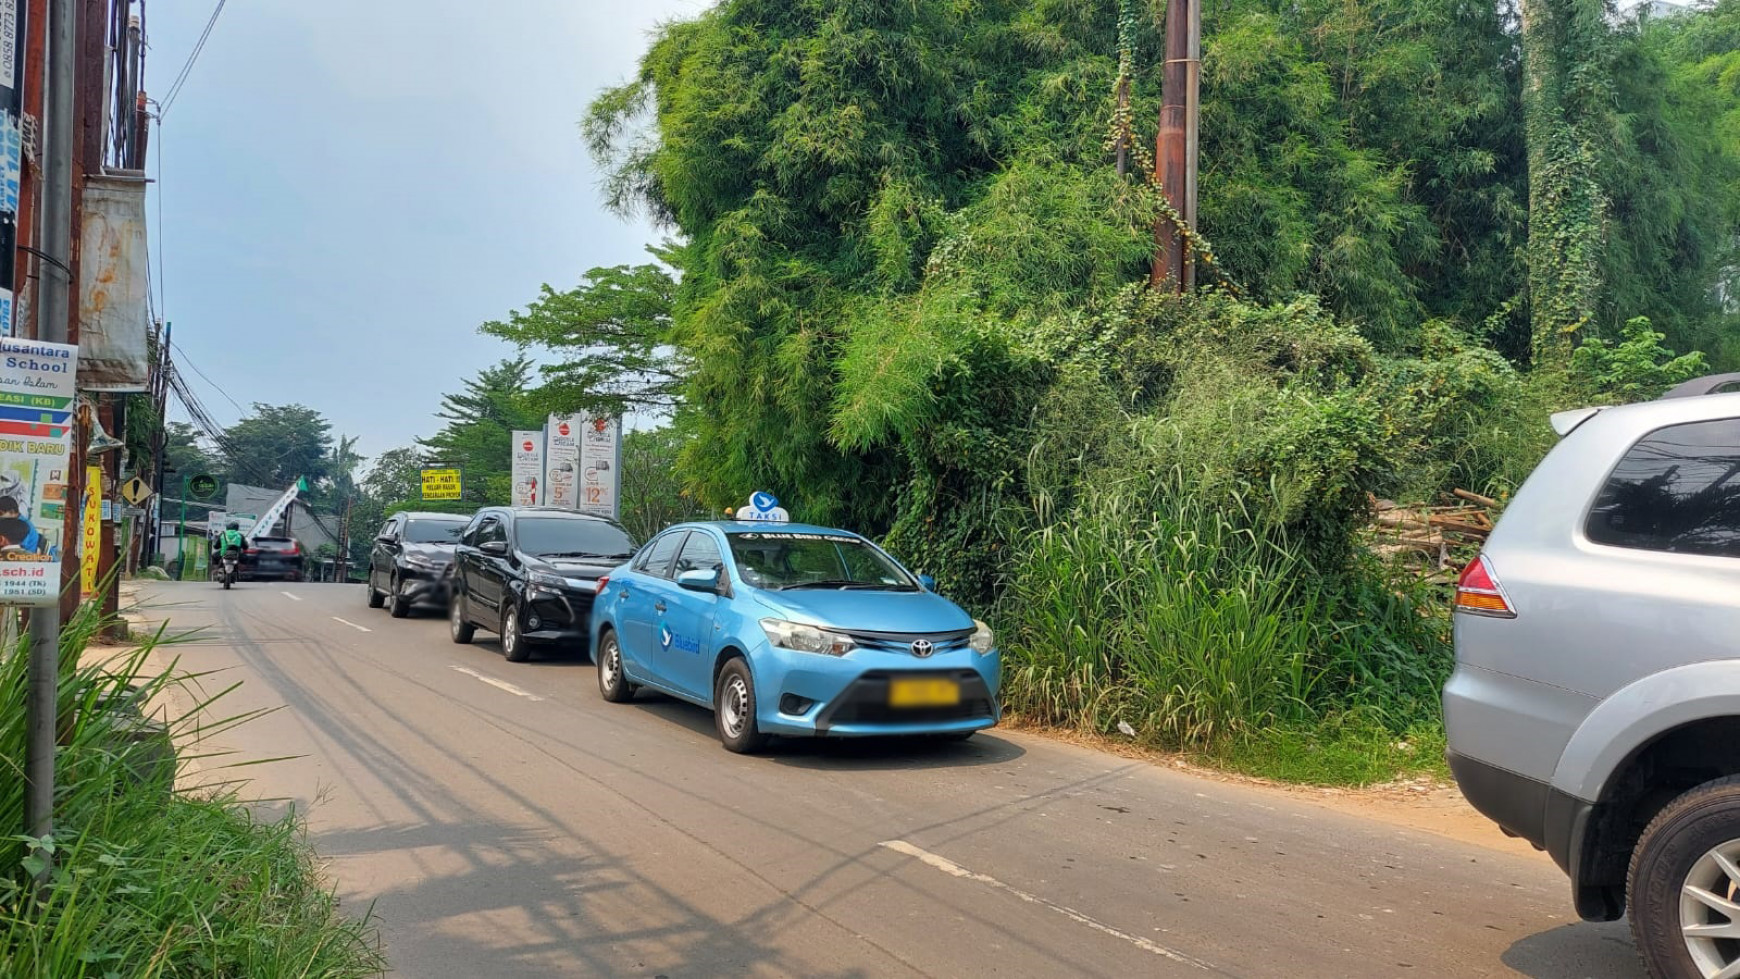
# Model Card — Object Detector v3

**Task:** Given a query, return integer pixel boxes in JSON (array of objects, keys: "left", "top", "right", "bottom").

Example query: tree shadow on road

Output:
[{"left": 1503, "top": 919, "right": 1638, "bottom": 978}]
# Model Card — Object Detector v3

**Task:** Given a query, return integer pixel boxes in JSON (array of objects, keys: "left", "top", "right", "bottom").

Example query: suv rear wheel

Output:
[{"left": 1629, "top": 775, "right": 1740, "bottom": 978}]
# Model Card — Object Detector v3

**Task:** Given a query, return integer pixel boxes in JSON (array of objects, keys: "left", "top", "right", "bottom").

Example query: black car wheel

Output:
[
  {"left": 596, "top": 629, "right": 635, "bottom": 703},
  {"left": 388, "top": 572, "right": 410, "bottom": 618},
  {"left": 501, "top": 604, "right": 531, "bottom": 663},
  {"left": 366, "top": 577, "right": 385, "bottom": 608},
  {"left": 715, "top": 658, "right": 768, "bottom": 754},
  {"left": 449, "top": 588, "right": 475, "bottom": 644}
]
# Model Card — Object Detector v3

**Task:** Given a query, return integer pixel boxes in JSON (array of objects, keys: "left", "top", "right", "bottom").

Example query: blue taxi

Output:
[{"left": 589, "top": 515, "right": 1001, "bottom": 752}]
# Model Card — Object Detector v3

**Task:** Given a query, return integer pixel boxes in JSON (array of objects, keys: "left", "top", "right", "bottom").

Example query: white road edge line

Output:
[
  {"left": 281, "top": 591, "right": 303, "bottom": 602},
  {"left": 331, "top": 616, "right": 372, "bottom": 633},
  {"left": 449, "top": 665, "right": 545, "bottom": 702},
  {"left": 878, "top": 840, "right": 1209, "bottom": 969}
]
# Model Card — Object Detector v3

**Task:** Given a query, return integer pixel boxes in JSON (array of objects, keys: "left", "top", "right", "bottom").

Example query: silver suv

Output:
[{"left": 1445, "top": 373, "right": 1740, "bottom": 978}]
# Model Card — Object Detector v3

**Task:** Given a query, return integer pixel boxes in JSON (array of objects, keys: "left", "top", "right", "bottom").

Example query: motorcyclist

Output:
[{"left": 219, "top": 521, "right": 247, "bottom": 577}]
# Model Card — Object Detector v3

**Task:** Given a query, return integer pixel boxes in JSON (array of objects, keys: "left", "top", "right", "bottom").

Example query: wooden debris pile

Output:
[{"left": 1364, "top": 489, "right": 1500, "bottom": 576}]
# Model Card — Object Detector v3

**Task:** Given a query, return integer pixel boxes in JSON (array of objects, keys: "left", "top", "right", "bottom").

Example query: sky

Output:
[{"left": 149, "top": 0, "right": 706, "bottom": 466}]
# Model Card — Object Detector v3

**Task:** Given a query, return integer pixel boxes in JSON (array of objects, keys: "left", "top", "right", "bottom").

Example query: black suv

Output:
[
  {"left": 448, "top": 506, "right": 637, "bottom": 662},
  {"left": 367, "top": 511, "right": 471, "bottom": 617}
]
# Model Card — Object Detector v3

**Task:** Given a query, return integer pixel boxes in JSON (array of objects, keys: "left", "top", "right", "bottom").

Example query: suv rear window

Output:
[
  {"left": 1585, "top": 418, "right": 1740, "bottom": 559},
  {"left": 252, "top": 538, "right": 300, "bottom": 553}
]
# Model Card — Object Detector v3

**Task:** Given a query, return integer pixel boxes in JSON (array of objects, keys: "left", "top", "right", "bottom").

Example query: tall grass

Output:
[
  {"left": 999, "top": 469, "right": 1451, "bottom": 767},
  {"left": 0, "top": 601, "right": 384, "bottom": 978}
]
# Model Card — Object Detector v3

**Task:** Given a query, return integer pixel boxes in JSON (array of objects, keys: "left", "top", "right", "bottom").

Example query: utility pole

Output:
[
  {"left": 25, "top": 0, "right": 79, "bottom": 876},
  {"left": 1151, "top": 0, "right": 1201, "bottom": 292}
]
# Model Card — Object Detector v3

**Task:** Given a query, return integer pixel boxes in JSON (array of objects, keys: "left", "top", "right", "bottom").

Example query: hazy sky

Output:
[{"left": 150, "top": 0, "right": 704, "bottom": 466}]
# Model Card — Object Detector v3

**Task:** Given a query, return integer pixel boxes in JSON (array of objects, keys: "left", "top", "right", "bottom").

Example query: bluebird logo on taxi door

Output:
[{"left": 659, "top": 623, "right": 700, "bottom": 655}]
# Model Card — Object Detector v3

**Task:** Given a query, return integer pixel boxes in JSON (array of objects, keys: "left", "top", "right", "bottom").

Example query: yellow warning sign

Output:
[{"left": 421, "top": 468, "right": 463, "bottom": 501}]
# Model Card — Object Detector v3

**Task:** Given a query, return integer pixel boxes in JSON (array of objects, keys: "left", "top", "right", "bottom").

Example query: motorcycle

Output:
[{"left": 217, "top": 549, "right": 240, "bottom": 589}]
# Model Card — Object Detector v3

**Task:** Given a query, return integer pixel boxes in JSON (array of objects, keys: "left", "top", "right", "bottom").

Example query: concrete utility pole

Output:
[
  {"left": 25, "top": 0, "right": 79, "bottom": 871},
  {"left": 1151, "top": 0, "right": 1201, "bottom": 292}
]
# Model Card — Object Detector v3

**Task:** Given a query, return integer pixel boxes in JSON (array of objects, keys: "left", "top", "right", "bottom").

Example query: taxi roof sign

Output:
[{"left": 737, "top": 490, "right": 789, "bottom": 523}]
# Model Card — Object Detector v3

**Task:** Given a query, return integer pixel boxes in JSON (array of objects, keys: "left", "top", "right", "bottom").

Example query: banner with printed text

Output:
[
  {"left": 0, "top": 337, "right": 77, "bottom": 604},
  {"left": 511, "top": 430, "right": 544, "bottom": 506},
  {"left": 544, "top": 414, "right": 580, "bottom": 509},
  {"left": 80, "top": 464, "right": 100, "bottom": 597},
  {"left": 577, "top": 414, "right": 621, "bottom": 520}
]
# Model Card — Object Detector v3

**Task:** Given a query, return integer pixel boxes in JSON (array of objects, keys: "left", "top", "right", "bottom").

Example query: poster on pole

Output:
[
  {"left": 577, "top": 413, "right": 621, "bottom": 520},
  {"left": 0, "top": 337, "right": 77, "bottom": 605},
  {"left": 511, "top": 430, "right": 544, "bottom": 506},
  {"left": 544, "top": 414, "right": 580, "bottom": 509},
  {"left": 80, "top": 464, "right": 100, "bottom": 597}
]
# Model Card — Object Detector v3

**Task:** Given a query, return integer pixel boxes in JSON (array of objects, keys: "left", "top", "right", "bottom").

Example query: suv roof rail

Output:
[{"left": 1658, "top": 372, "right": 1740, "bottom": 400}]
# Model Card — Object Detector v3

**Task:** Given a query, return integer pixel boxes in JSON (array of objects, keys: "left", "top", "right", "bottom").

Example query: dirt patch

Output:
[{"left": 1003, "top": 715, "right": 1552, "bottom": 862}]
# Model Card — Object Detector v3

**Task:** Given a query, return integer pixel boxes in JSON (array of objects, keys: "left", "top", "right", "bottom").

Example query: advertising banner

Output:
[
  {"left": 511, "top": 430, "right": 544, "bottom": 506},
  {"left": 76, "top": 176, "right": 151, "bottom": 390},
  {"left": 80, "top": 464, "right": 100, "bottom": 597},
  {"left": 577, "top": 414, "right": 621, "bottom": 520},
  {"left": 249, "top": 484, "right": 300, "bottom": 541},
  {"left": 0, "top": 337, "right": 77, "bottom": 605},
  {"left": 421, "top": 467, "right": 462, "bottom": 501},
  {"left": 544, "top": 414, "right": 580, "bottom": 510}
]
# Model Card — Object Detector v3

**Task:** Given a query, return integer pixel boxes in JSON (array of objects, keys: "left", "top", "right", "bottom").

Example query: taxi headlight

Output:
[
  {"left": 760, "top": 618, "right": 856, "bottom": 657},
  {"left": 969, "top": 619, "right": 995, "bottom": 654}
]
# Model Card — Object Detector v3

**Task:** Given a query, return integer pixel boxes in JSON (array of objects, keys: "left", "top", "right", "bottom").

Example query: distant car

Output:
[
  {"left": 238, "top": 536, "right": 305, "bottom": 582},
  {"left": 448, "top": 506, "right": 638, "bottom": 662},
  {"left": 589, "top": 521, "right": 1001, "bottom": 753},
  {"left": 1443, "top": 372, "right": 1740, "bottom": 979},
  {"left": 367, "top": 511, "right": 470, "bottom": 617}
]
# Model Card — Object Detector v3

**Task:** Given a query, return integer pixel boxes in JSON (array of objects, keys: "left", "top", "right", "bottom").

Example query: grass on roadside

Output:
[{"left": 0, "top": 600, "right": 384, "bottom": 978}]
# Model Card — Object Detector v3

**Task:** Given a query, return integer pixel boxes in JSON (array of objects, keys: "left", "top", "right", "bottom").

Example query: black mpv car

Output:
[
  {"left": 448, "top": 507, "right": 637, "bottom": 662},
  {"left": 367, "top": 511, "right": 470, "bottom": 617}
]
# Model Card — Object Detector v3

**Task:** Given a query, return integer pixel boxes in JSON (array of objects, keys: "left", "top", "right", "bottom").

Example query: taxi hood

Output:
[{"left": 751, "top": 587, "right": 974, "bottom": 634}]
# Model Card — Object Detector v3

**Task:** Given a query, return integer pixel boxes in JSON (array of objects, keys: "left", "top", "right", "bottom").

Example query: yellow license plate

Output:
[{"left": 888, "top": 678, "right": 961, "bottom": 708}]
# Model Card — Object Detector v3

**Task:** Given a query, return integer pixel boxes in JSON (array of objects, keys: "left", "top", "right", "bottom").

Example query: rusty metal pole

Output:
[
  {"left": 1182, "top": 0, "right": 1201, "bottom": 291},
  {"left": 1151, "top": 0, "right": 1199, "bottom": 293}
]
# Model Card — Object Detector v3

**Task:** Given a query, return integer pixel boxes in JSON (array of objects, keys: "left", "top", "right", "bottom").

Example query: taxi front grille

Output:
[
  {"left": 816, "top": 670, "right": 996, "bottom": 730},
  {"left": 840, "top": 628, "right": 974, "bottom": 657}
]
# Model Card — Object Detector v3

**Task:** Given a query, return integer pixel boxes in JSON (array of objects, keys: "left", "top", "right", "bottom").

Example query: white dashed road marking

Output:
[
  {"left": 449, "top": 665, "right": 544, "bottom": 701},
  {"left": 878, "top": 840, "right": 1210, "bottom": 969},
  {"left": 331, "top": 617, "right": 372, "bottom": 633},
  {"left": 281, "top": 592, "right": 302, "bottom": 601}
]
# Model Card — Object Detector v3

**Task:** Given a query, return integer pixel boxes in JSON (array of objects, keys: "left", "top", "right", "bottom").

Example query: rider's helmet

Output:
[{"left": 226, "top": 521, "right": 239, "bottom": 530}]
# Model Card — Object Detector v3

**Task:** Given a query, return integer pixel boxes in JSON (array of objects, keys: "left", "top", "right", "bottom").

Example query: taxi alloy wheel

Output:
[
  {"left": 502, "top": 605, "right": 531, "bottom": 663},
  {"left": 715, "top": 658, "right": 768, "bottom": 754},
  {"left": 597, "top": 630, "right": 635, "bottom": 703},
  {"left": 449, "top": 590, "right": 475, "bottom": 645}
]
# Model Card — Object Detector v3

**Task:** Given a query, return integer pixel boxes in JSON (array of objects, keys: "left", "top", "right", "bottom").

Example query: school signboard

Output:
[{"left": 0, "top": 337, "right": 77, "bottom": 604}]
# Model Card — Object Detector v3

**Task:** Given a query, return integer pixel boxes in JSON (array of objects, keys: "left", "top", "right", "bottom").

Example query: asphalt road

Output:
[{"left": 134, "top": 580, "right": 1640, "bottom": 978}]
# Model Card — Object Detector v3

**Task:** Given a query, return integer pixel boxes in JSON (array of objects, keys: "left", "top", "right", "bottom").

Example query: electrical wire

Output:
[{"left": 158, "top": 0, "right": 226, "bottom": 117}]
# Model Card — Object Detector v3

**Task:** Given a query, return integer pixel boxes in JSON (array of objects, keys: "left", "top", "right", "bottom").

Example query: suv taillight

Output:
[
  {"left": 1455, "top": 554, "right": 1515, "bottom": 618},
  {"left": 595, "top": 575, "right": 610, "bottom": 595}
]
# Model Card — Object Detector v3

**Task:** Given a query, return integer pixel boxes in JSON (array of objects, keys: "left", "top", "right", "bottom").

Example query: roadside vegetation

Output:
[
  {"left": 0, "top": 603, "right": 384, "bottom": 977},
  {"left": 157, "top": 0, "right": 1740, "bottom": 785}
]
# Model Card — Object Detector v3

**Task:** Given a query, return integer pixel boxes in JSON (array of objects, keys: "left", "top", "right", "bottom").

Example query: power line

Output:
[
  {"left": 159, "top": 0, "right": 226, "bottom": 117},
  {"left": 169, "top": 339, "right": 246, "bottom": 414}
]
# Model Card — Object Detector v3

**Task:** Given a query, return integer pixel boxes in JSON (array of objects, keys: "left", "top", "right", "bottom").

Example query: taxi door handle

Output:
[
  {"left": 653, "top": 601, "right": 666, "bottom": 613},
  {"left": 617, "top": 589, "right": 629, "bottom": 600}
]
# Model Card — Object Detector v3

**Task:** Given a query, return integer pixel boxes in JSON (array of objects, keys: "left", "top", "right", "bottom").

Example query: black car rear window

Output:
[
  {"left": 405, "top": 519, "right": 466, "bottom": 544},
  {"left": 515, "top": 517, "right": 636, "bottom": 560},
  {"left": 1586, "top": 417, "right": 1740, "bottom": 559},
  {"left": 253, "top": 538, "right": 298, "bottom": 552}
]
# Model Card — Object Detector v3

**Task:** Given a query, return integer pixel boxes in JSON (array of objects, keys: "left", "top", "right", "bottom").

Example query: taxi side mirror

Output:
[
  {"left": 677, "top": 568, "right": 722, "bottom": 594},
  {"left": 917, "top": 574, "right": 937, "bottom": 591}
]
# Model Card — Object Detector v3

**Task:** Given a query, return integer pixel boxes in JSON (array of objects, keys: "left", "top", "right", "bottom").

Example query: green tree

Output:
[
  {"left": 481, "top": 260, "right": 683, "bottom": 418},
  {"left": 220, "top": 404, "right": 335, "bottom": 490},
  {"left": 160, "top": 421, "right": 216, "bottom": 482},
  {"left": 417, "top": 358, "right": 542, "bottom": 506},
  {"left": 619, "top": 427, "right": 708, "bottom": 541}
]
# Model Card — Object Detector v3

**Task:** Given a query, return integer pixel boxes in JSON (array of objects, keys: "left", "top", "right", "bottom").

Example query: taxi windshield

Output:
[{"left": 726, "top": 531, "right": 917, "bottom": 591}]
